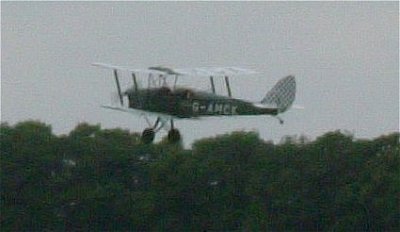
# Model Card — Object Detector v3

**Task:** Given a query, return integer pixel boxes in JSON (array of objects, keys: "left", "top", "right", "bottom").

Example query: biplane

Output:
[{"left": 92, "top": 63, "right": 297, "bottom": 144}]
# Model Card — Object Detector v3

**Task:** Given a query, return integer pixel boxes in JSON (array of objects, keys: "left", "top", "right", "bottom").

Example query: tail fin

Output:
[{"left": 261, "top": 75, "right": 296, "bottom": 113}]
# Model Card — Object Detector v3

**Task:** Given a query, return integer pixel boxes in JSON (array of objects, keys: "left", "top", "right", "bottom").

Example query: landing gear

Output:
[
  {"left": 141, "top": 117, "right": 161, "bottom": 144},
  {"left": 141, "top": 128, "right": 155, "bottom": 144},
  {"left": 167, "top": 119, "right": 181, "bottom": 143},
  {"left": 140, "top": 117, "right": 182, "bottom": 144},
  {"left": 167, "top": 128, "right": 181, "bottom": 143}
]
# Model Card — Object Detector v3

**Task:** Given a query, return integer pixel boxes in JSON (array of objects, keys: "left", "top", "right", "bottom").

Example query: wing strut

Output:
[
  {"left": 113, "top": 69, "right": 124, "bottom": 105},
  {"left": 225, "top": 76, "right": 232, "bottom": 97},
  {"left": 210, "top": 76, "right": 216, "bottom": 94},
  {"left": 131, "top": 73, "right": 138, "bottom": 91},
  {"left": 173, "top": 75, "right": 179, "bottom": 90}
]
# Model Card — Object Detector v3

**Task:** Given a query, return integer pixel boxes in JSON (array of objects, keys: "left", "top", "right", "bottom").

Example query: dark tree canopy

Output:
[{"left": 1, "top": 121, "right": 399, "bottom": 231}]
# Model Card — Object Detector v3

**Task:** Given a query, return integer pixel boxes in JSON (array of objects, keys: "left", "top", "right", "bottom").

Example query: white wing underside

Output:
[
  {"left": 93, "top": 63, "right": 166, "bottom": 75},
  {"left": 92, "top": 63, "right": 257, "bottom": 77},
  {"left": 172, "top": 67, "right": 258, "bottom": 76}
]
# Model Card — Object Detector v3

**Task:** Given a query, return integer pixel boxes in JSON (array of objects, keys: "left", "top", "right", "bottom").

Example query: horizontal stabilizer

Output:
[{"left": 291, "top": 105, "right": 305, "bottom": 110}]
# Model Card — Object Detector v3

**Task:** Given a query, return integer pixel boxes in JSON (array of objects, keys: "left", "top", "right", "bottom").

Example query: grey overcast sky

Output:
[{"left": 2, "top": 1, "right": 399, "bottom": 146}]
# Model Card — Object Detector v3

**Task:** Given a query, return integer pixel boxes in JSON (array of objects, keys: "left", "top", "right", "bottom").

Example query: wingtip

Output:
[{"left": 91, "top": 62, "right": 108, "bottom": 68}]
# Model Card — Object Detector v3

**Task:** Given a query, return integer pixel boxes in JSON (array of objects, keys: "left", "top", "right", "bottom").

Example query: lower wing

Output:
[
  {"left": 100, "top": 105, "right": 201, "bottom": 121},
  {"left": 101, "top": 105, "right": 174, "bottom": 120}
]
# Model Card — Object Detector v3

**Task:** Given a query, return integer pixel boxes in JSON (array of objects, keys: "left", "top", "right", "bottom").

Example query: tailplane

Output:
[{"left": 261, "top": 75, "right": 296, "bottom": 113}]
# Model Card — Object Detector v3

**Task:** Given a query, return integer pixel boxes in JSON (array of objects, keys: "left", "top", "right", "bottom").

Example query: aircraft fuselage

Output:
[{"left": 126, "top": 87, "right": 278, "bottom": 118}]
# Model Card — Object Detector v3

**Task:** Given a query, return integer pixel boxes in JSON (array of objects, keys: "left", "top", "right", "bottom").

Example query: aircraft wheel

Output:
[
  {"left": 167, "top": 128, "right": 181, "bottom": 143},
  {"left": 141, "top": 128, "right": 155, "bottom": 144}
]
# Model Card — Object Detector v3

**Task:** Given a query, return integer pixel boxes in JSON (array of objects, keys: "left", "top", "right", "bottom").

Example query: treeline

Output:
[{"left": 1, "top": 121, "right": 399, "bottom": 231}]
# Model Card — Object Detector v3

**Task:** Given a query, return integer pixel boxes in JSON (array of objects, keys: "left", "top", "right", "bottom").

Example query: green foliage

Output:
[{"left": 1, "top": 121, "right": 399, "bottom": 231}]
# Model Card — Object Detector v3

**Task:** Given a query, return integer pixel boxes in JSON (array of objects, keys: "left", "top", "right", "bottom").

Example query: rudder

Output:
[{"left": 261, "top": 75, "right": 296, "bottom": 113}]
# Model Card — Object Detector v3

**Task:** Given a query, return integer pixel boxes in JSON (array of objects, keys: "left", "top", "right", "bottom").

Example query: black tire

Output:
[
  {"left": 141, "top": 128, "right": 155, "bottom": 144},
  {"left": 167, "top": 129, "right": 181, "bottom": 143}
]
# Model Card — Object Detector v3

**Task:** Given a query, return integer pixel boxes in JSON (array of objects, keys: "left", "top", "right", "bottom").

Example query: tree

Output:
[{"left": 1, "top": 121, "right": 398, "bottom": 231}]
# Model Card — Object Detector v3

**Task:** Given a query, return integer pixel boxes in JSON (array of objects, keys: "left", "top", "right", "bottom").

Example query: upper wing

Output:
[
  {"left": 92, "top": 63, "right": 166, "bottom": 75},
  {"left": 173, "top": 67, "right": 258, "bottom": 76},
  {"left": 93, "top": 63, "right": 257, "bottom": 77}
]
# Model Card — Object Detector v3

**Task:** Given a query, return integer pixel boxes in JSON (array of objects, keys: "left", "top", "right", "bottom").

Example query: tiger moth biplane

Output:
[{"left": 92, "top": 63, "right": 297, "bottom": 144}]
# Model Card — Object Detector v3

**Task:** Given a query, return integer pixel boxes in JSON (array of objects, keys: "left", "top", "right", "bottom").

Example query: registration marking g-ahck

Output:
[{"left": 192, "top": 101, "right": 238, "bottom": 115}]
